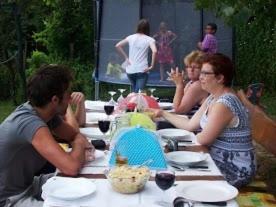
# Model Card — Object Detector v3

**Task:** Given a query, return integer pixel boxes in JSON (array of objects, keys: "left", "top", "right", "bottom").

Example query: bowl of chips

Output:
[{"left": 106, "top": 165, "right": 150, "bottom": 194}]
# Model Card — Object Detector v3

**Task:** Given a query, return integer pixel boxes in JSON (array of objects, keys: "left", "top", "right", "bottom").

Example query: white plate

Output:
[
  {"left": 158, "top": 102, "right": 173, "bottom": 109},
  {"left": 85, "top": 100, "right": 107, "bottom": 111},
  {"left": 86, "top": 112, "right": 115, "bottom": 124},
  {"left": 176, "top": 181, "right": 238, "bottom": 202},
  {"left": 157, "top": 128, "right": 191, "bottom": 141},
  {"left": 42, "top": 177, "right": 96, "bottom": 201},
  {"left": 94, "top": 149, "right": 105, "bottom": 159},
  {"left": 166, "top": 151, "right": 207, "bottom": 166},
  {"left": 80, "top": 127, "right": 109, "bottom": 139}
]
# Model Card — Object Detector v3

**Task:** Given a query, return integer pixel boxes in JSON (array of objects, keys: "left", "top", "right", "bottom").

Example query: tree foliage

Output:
[
  {"left": 0, "top": 0, "right": 94, "bottom": 102},
  {"left": 34, "top": 0, "right": 94, "bottom": 61},
  {"left": 195, "top": 0, "right": 276, "bottom": 91},
  {"left": 195, "top": 0, "right": 276, "bottom": 25}
]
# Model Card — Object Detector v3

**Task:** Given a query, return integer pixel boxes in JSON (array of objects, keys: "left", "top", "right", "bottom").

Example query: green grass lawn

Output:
[{"left": 0, "top": 100, "right": 17, "bottom": 123}]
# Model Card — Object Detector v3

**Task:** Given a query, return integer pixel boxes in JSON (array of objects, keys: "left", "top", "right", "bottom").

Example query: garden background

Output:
[{"left": 0, "top": 0, "right": 276, "bottom": 196}]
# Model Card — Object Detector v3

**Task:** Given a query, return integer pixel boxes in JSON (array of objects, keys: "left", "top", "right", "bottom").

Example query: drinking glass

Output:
[
  {"left": 104, "top": 105, "right": 114, "bottom": 117},
  {"left": 148, "top": 88, "right": 156, "bottom": 98},
  {"left": 155, "top": 169, "right": 175, "bottom": 206},
  {"left": 104, "top": 91, "right": 116, "bottom": 119},
  {"left": 117, "top": 89, "right": 126, "bottom": 103},
  {"left": 108, "top": 91, "right": 117, "bottom": 105},
  {"left": 98, "top": 120, "right": 111, "bottom": 141}
]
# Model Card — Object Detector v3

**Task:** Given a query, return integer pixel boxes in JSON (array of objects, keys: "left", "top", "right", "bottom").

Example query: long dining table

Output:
[{"left": 42, "top": 101, "right": 239, "bottom": 207}]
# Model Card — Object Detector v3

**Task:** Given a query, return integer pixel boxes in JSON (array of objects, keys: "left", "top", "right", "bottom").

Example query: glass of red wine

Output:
[
  {"left": 104, "top": 105, "right": 114, "bottom": 117},
  {"left": 104, "top": 91, "right": 116, "bottom": 119},
  {"left": 98, "top": 120, "right": 111, "bottom": 141},
  {"left": 155, "top": 169, "right": 175, "bottom": 206}
]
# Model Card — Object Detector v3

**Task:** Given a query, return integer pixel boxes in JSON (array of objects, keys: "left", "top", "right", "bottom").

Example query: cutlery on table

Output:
[
  {"left": 170, "top": 165, "right": 211, "bottom": 172},
  {"left": 162, "top": 135, "right": 191, "bottom": 141},
  {"left": 174, "top": 197, "right": 227, "bottom": 207}
]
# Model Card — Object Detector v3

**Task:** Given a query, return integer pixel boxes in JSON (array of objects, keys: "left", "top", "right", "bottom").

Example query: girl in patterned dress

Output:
[
  {"left": 149, "top": 53, "right": 257, "bottom": 187},
  {"left": 153, "top": 22, "right": 177, "bottom": 81}
]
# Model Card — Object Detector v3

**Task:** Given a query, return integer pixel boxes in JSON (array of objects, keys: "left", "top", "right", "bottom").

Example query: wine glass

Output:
[
  {"left": 104, "top": 105, "right": 114, "bottom": 118},
  {"left": 148, "top": 88, "right": 156, "bottom": 98},
  {"left": 104, "top": 91, "right": 116, "bottom": 119},
  {"left": 155, "top": 169, "right": 175, "bottom": 206},
  {"left": 117, "top": 89, "right": 126, "bottom": 103},
  {"left": 98, "top": 120, "right": 111, "bottom": 141},
  {"left": 108, "top": 91, "right": 117, "bottom": 105}
]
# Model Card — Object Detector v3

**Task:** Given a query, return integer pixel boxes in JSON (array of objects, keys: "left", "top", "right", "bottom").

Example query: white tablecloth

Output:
[{"left": 43, "top": 180, "right": 238, "bottom": 207}]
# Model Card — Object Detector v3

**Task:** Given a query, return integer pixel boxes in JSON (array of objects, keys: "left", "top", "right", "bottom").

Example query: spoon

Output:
[
  {"left": 171, "top": 165, "right": 211, "bottom": 172},
  {"left": 138, "top": 159, "right": 153, "bottom": 168}
]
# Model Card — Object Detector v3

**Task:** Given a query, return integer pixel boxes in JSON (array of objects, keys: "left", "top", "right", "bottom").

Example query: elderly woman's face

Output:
[{"left": 186, "top": 62, "right": 201, "bottom": 81}]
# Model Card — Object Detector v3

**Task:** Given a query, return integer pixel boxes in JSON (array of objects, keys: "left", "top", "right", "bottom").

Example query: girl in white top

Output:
[{"left": 116, "top": 19, "right": 157, "bottom": 92}]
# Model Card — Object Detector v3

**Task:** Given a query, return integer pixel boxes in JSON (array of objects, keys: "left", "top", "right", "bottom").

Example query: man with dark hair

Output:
[
  {"left": 0, "top": 64, "right": 94, "bottom": 207},
  {"left": 198, "top": 23, "right": 218, "bottom": 54}
]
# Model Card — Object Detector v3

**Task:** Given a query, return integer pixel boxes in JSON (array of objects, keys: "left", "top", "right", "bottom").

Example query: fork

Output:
[{"left": 170, "top": 165, "right": 211, "bottom": 172}]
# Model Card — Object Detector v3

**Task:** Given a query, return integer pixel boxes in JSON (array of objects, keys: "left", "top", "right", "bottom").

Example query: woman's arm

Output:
[
  {"left": 196, "top": 102, "right": 234, "bottom": 145},
  {"left": 168, "top": 31, "right": 177, "bottom": 45},
  {"left": 174, "top": 81, "right": 208, "bottom": 114},
  {"left": 171, "top": 67, "right": 185, "bottom": 111},
  {"left": 144, "top": 41, "right": 157, "bottom": 72},
  {"left": 115, "top": 38, "right": 129, "bottom": 61},
  {"left": 150, "top": 99, "right": 207, "bottom": 131}
]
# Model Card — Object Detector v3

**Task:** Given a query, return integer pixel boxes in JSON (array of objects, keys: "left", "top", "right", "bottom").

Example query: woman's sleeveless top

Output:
[{"left": 200, "top": 93, "right": 257, "bottom": 187}]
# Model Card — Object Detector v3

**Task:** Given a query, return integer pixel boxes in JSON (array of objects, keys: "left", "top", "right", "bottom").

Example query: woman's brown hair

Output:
[
  {"left": 202, "top": 53, "right": 234, "bottom": 87},
  {"left": 136, "top": 19, "right": 150, "bottom": 36}
]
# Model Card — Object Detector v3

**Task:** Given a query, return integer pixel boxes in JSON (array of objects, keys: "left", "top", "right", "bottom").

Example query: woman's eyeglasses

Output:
[
  {"left": 200, "top": 71, "right": 215, "bottom": 76},
  {"left": 186, "top": 65, "right": 201, "bottom": 70}
]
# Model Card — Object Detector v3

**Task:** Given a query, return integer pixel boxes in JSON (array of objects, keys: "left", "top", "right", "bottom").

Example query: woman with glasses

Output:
[
  {"left": 169, "top": 50, "right": 208, "bottom": 116},
  {"left": 150, "top": 53, "right": 256, "bottom": 187}
]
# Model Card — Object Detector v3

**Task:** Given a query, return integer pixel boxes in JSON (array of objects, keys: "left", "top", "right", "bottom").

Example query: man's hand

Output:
[
  {"left": 85, "top": 142, "right": 95, "bottom": 162},
  {"left": 70, "top": 92, "right": 85, "bottom": 106},
  {"left": 71, "top": 134, "right": 95, "bottom": 162}
]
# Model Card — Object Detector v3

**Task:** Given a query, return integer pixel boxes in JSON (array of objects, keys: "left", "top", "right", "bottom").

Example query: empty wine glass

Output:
[
  {"left": 117, "top": 89, "right": 126, "bottom": 103},
  {"left": 148, "top": 88, "right": 156, "bottom": 98},
  {"left": 108, "top": 91, "right": 117, "bottom": 105},
  {"left": 155, "top": 169, "right": 175, "bottom": 206}
]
